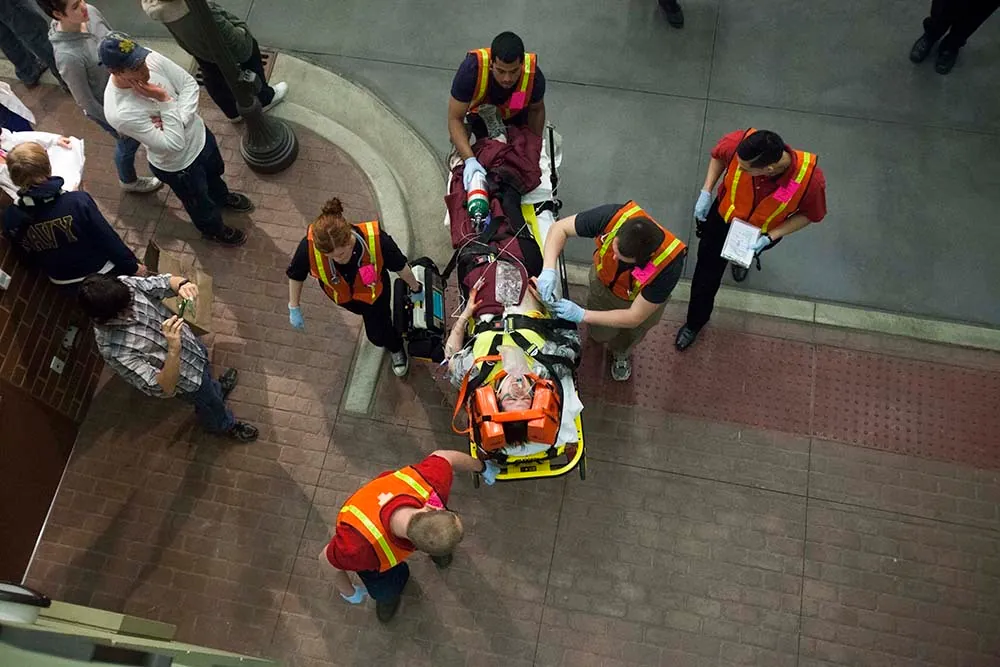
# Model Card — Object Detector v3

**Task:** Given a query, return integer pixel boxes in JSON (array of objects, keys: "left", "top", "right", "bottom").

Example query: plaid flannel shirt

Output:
[{"left": 93, "top": 274, "right": 208, "bottom": 397}]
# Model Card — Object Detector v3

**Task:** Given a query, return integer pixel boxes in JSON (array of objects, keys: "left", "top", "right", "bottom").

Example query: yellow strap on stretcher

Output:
[{"left": 521, "top": 203, "right": 544, "bottom": 252}]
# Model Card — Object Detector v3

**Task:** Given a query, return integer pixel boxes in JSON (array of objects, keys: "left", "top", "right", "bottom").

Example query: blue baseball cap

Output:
[{"left": 98, "top": 31, "right": 151, "bottom": 70}]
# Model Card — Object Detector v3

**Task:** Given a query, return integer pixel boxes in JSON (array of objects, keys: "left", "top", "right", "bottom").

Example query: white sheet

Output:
[{"left": 0, "top": 129, "right": 86, "bottom": 200}]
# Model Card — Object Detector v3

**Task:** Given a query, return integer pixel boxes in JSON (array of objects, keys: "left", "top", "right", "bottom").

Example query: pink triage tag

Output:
[
  {"left": 509, "top": 91, "right": 527, "bottom": 110},
  {"left": 631, "top": 262, "right": 657, "bottom": 284},
  {"left": 773, "top": 180, "right": 800, "bottom": 203},
  {"left": 358, "top": 264, "right": 377, "bottom": 286},
  {"left": 425, "top": 492, "right": 445, "bottom": 510}
]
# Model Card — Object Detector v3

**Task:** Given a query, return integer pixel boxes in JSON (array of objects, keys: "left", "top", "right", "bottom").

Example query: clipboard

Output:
[{"left": 720, "top": 218, "right": 760, "bottom": 269}]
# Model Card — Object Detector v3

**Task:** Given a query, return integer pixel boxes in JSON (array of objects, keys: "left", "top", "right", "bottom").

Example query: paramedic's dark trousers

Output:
[
  {"left": 358, "top": 563, "right": 409, "bottom": 603},
  {"left": 357, "top": 555, "right": 451, "bottom": 602},
  {"left": 923, "top": 0, "right": 1000, "bottom": 49},
  {"left": 342, "top": 276, "right": 403, "bottom": 353},
  {"left": 685, "top": 201, "right": 778, "bottom": 332}
]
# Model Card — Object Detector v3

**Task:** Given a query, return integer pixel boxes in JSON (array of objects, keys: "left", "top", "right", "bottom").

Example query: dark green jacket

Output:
[{"left": 142, "top": 0, "right": 253, "bottom": 63}]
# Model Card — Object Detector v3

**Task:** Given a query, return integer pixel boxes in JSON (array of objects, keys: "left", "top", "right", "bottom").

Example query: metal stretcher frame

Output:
[{"left": 469, "top": 124, "right": 586, "bottom": 486}]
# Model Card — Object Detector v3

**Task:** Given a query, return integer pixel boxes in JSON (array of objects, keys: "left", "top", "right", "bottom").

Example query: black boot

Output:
[
  {"left": 375, "top": 596, "right": 401, "bottom": 623},
  {"left": 659, "top": 0, "right": 684, "bottom": 28},
  {"left": 431, "top": 553, "right": 453, "bottom": 569},
  {"left": 909, "top": 33, "right": 939, "bottom": 63},
  {"left": 935, "top": 47, "right": 959, "bottom": 74},
  {"left": 219, "top": 368, "right": 238, "bottom": 398},
  {"left": 675, "top": 325, "right": 700, "bottom": 351}
]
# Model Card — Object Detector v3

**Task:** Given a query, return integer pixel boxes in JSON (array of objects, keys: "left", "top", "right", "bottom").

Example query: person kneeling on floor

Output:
[
  {"left": 320, "top": 450, "right": 499, "bottom": 623},
  {"left": 286, "top": 197, "right": 424, "bottom": 377},
  {"left": 78, "top": 273, "right": 258, "bottom": 442},
  {"left": 538, "top": 201, "right": 686, "bottom": 382}
]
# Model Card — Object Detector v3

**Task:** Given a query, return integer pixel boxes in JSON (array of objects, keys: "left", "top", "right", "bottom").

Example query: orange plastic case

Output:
[{"left": 471, "top": 376, "right": 562, "bottom": 451}]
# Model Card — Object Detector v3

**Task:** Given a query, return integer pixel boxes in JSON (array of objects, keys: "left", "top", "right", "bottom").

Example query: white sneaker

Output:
[
  {"left": 390, "top": 350, "right": 409, "bottom": 377},
  {"left": 120, "top": 176, "right": 163, "bottom": 194},
  {"left": 262, "top": 82, "right": 288, "bottom": 113}
]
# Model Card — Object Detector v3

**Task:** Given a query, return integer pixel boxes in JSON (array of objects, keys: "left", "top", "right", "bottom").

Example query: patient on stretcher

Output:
[{"left": 445, "top": 259, "right": 582, "bottom": 451}]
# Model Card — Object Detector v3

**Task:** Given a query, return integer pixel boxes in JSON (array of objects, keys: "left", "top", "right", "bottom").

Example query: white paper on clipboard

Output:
[{"left": 721, "top": 218, "right": 761, "bottom": 268}]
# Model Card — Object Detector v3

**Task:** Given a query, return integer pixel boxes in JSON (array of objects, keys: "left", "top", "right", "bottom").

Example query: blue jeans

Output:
[
  {"left": 92, "top": 118, "right": 139, "bottom": 185},
  {"left": 357, "top": 562, "right": 409, "bottom": 603},
  {"left": 148, "top": 128, "right": 230, "bottom": 236},
  {"left": 0, "top": 0, "right": 63, "bottom": 85},
  {"left": 177, "top": 361, "right": 235, "bottom": 434}
]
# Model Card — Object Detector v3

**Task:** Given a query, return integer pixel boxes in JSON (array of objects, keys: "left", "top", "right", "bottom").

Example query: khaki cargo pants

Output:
[{"left": 586, "top": 267, "right": 666, "bottom": 355}]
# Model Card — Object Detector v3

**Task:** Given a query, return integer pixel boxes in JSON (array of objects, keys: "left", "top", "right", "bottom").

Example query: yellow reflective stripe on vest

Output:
[
  {"left": 472, "top": 49, "right": 490, "bottom": 107},
  {"left": 724, "top": 169, "right": 743, "bottom": 222},
  {"left": 761, "top": 152, "right": 813, "bottom": 234},
  {"left": 518, "top": 53, "right": 535, "bottom": 94},
  {"left": 627, "top": 237, "right": 683, "bottom": 299},
  {"left": 341, "top": 505, "right": 397, "bottom": 568},
  {"left": 654, "top": 237, "right": 683, "bottom": 265},
  {"left": 392, "top": 470, "right": 430, "bottom": 500},
  {"left": 312, "top": 243, "right": 331, "bottom": 286},
  {"left": 596, "top": 204, "right": 642, "bottom": 271},
  {"left": 360, "top": 222, "right": 379, "bottom": 300}
]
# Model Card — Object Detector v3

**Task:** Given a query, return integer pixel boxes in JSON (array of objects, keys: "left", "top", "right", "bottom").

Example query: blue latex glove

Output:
[
  {"left": 482, "top": 460, "right": 501, "bottom": 486},
  {"left": 463, "top": 156, "right": 486, "bottom": 190},
  {"left": 694, "top": 189, "right": 712, "bottom": 221},
  {"left": 753, "top": 233, "right": 772, "bottom": 254},
  {"left": 552, "top": 298, "right": 585, "bottom": 323},
  {"left": 288, "top": 305, "right": 305, "bottom": 330},
  {"left": 341, "top": 584, "right": 368, "bottom": 605},
  {"left": 536, "top": 268, "right": 558, "bottom": 303},
  {"left": 409, "top": 282, "right": 424, "bottom": 304}
]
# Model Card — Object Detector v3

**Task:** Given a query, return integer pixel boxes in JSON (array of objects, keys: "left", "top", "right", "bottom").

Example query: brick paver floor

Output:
[{"left": 16, "top": 78, "right": 1000, "bottom": 667}]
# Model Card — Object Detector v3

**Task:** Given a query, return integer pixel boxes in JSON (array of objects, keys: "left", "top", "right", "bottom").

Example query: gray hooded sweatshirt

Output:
[{"left": 48, "top": 4, "right": 115, "bottom": 126}]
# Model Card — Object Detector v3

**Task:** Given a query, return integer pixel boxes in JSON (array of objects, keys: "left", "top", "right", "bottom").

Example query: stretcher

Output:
[{"left": 445, "top": 124, "right": 586, "bottom": 485}]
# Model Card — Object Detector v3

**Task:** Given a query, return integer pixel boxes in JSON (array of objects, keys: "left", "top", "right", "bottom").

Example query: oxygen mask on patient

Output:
[{"left": 497, "top": 345, "right": 534, "bottom": 412}]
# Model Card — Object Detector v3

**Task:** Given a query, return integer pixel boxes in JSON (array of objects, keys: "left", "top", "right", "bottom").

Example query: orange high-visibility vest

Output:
[
  {"left": 307, "top": 221, "right": 384, "bottom": 305},
  {"left": 593, "top": 201, "right": 686, "bottom": 301},
  {"left": 467, "top": 48, "right": 537, "bottom": 120},
  {"left": 718, "top": 128, "right": 818, "bottom": 234},
  {"left": 337, "top": 466, "right": 435, "bottom": 572}
]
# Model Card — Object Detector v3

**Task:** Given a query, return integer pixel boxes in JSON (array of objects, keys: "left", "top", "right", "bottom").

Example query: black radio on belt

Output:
[{"left": 393, "top": 257, "right": 446, "bottom": 362}]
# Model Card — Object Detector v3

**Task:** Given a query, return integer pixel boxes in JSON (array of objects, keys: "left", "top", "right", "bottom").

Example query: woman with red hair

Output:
[{"left": 286, "top": 198, "right": 422, "bottom": 377}]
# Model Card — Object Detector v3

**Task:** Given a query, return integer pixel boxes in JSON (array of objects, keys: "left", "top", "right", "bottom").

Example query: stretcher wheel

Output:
[
  {"left": 473, "top": 472, "right": 481, "bottom": 489},
  {"left": 578, "top": 454, "right": 587, "bottom": 480}
]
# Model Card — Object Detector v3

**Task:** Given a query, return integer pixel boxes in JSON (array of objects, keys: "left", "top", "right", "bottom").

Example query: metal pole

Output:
[{"left": 184, "top": 0, "right": 298, "bottom": 173}]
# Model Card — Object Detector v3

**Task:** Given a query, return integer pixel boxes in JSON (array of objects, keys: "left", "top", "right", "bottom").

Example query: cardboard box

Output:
[{"left": 143, "top": 241, "right": 214, "bottom": 336}]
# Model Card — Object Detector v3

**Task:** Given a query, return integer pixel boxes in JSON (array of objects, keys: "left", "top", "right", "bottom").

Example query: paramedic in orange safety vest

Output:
[
  {"left": 319, "top": 450, "right": 500, "bottom": 623},
  {"left": 448, "top": 31, "right": 546, "bottom": 191},
  {"left": 286, "top": 197, "right": 423, "bottom": 377},
  {"left": 674, "top": 129, "right": 827, "bottom": 351},
  {"left": 537, "top": 202, "right": 687, "bottom": 382}
]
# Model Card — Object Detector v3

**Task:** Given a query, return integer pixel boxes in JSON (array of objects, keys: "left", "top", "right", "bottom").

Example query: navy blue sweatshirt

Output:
[{"left": 2, "top": 177, "right": 138, "bottom": 282}]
